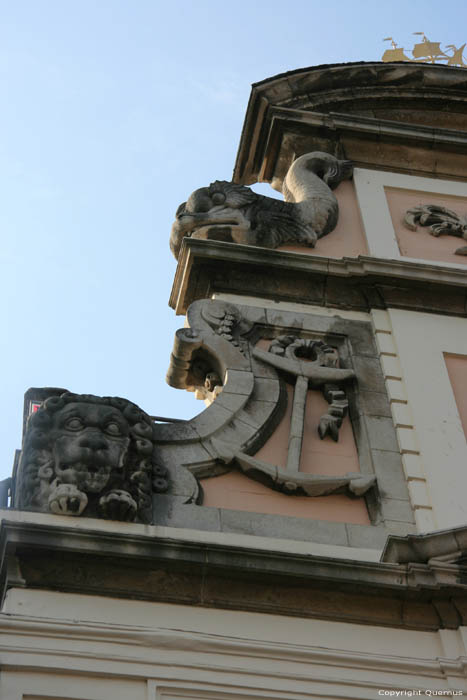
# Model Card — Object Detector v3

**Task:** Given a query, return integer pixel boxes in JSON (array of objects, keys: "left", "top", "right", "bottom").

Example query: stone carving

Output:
[
  {"left": 268, "top": 336, "right": 350, "bottom": 442},
  {"left": 212, "top": 438, "right": 375, "bottom": 497},
  {"left": 15, "top": 392, "right": 168, "bottom": 523},
  {"left": 166, "top": 300, "right": 253, "bottom": 398},
  {"left": 170, "top": 152, "right": 353, "bottom": 259},
  {"left": 228, "top": 335, "right": 377, "bottom": 497},
  {"left": 201, "top": 301, "right": 244, "bottom": 353},
  {"left": 164, "top": 301, "right": 377, "bottom": 501},
  {"left": 404, "top": 204, "right": 467, "bottom": 255}
]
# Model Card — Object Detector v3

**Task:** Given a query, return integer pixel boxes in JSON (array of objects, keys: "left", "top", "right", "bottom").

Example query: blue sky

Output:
[{"left": 2, "top": 0, "right": 467, "bottom": 480}]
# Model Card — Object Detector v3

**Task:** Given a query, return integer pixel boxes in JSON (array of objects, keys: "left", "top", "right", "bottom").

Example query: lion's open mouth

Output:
[{"left": 57, "top": 461, "right": 113, "bottom": 493}]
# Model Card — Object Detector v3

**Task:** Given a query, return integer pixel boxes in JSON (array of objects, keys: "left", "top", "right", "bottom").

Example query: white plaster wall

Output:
[
  {"left": 354, "top": 167, "right": 467, "bottom": 265},
  {"left": 388, "top": 308, "right": 467, "bottom": 529},
  {"left": 1, "top": 589, "right": 467, "bottom": 699}
]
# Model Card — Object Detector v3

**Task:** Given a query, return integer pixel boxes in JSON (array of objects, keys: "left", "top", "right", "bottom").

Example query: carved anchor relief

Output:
[
  {"left": 164, "top": 299, "right": 377, "bottom": 502},
  {"left": 215, "top": 335, "right": 375, "bottom": 498}
]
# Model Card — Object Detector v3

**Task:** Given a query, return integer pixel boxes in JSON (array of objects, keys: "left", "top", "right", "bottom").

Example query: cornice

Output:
[
  {"left": 234, "top": 61, "right": 467, "bottom": 185},
  {"left": 169, "top": 238, "right": 467, "bottom": 316},
  {"left": 383, "top": 524, "right": 467, "bottom": 565},
  {"left": 2, "top": 519, "right": 467, "bottom": 630}
]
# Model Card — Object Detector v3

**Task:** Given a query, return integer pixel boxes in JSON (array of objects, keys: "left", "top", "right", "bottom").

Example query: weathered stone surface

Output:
[
  {"left": 251, "top": 376, "right": 282, "bottom": 403},
  {"left": 380, "top": 498, "right": 415, "bottom": 524},
  {"left": 155, "top": 421, "right": 199, "bottom": 444},
  {"left": 219, "top": 508, "right": 348, "bottom": 546},
  {"left": 384, "top": 520, "right": 418, "bottom": 537},
  {"left": 170, "top": 152, "right": 352, "bottom": 258},
  {"left": 213, "top": 391, "right": 249, "bottom": 415},
  {"left": 14, "top": 391, "right": 169, "bottom": 524},
  {"left": 351, "top": 356, "right": 387, "bottom": 393},
  {"left": 169, "top": 239, "right": 467, "bottom": 319},
  {"left": 349, "top": 390, "right": 392, "bottom": 419},
  {"left": 155, "top": 495, "right": 222, "bottom": 531},
  {"left": 364, "top": 415, "right": 400, "bottom": 453},
  {"left": 191, "top": 403, "right": 234, "bottom": 439},
  {"left": 6, "top": 518, "right": 467, "bottom": 629},
  {"left": 234, "top": 63, "right": 467, "bottom": 186},
  {"left": 346, "top": 523, "right": 388, "bottom": 549},
  {"left": 223, "top": 369, "right": 255, "bottom": 396},
  {"left": 371, "top": 449, "right": 410, "bottom": 501},
  {"left": 382, "top": 524, "right": 467, "bottom": 564}
]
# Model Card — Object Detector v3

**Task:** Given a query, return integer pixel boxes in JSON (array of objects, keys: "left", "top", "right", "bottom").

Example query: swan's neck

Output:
[{"left": 282, "top": 161, "right": 332, "bottom": 204}]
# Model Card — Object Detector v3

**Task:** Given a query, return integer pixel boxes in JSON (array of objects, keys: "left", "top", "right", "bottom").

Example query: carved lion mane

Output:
[{"left": 15, "top": 392, "right": 168, "bottom": 523}]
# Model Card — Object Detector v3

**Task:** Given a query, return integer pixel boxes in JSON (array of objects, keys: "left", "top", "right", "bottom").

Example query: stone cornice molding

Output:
[
  {"left": 3, "top": 519, "right": 467, "bottom": 630},
  {"left": 170, "top": 238, "right": 467, "bottom": 316},
  {"left": 383, "top": 524, "right": 467, "bottom": 564},
  {"left": 234, "top": 61, "right": 467, "bottom": 185}
]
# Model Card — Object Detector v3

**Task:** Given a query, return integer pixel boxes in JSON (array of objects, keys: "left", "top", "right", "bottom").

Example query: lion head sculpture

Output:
[{"left": 15, "top": 392, "right": 169, "bottom": 523}]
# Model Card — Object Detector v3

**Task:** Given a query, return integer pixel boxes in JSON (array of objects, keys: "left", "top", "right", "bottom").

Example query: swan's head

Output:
[
  {"left": 297, "top": 152, "right": 353, "bottom": 190},
  {"left": 323, "top": 158, "right": 353, "bottom": 189}
]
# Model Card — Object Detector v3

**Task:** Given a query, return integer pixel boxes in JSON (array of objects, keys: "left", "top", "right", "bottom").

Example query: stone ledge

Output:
[
  {"left": 170, "top": 239, "right": 467, "bottom": 317},
  {"left": 2, "top": 519, "right": 467, "bottom": 630},
  {"left": 234, "top": 61, "right": 467, "bottom": 184}
]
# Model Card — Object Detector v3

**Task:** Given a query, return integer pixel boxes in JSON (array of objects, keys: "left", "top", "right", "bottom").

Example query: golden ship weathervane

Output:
[{"left": 382, "top": 32, "right": 467, "bottom": 67}]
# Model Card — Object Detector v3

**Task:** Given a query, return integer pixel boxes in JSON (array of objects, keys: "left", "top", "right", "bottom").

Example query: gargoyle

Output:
[
  {"left": 170, "top": 152, "right": 353, "bottom": 259},
  {"left": 15, "top": 392, "right": 169, "bottom": 523},
  {"left": 404, "top": 204, "right": 467, "bottom": 255}
]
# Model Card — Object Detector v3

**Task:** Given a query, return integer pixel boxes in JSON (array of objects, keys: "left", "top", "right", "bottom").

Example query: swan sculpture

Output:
[{"left": 170, "top": 152, "right": 353, "bottom": 259}]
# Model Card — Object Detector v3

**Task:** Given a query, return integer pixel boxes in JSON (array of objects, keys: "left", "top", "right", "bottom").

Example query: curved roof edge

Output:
[{"left": 234, "top": 61, "right": 467, "bottom": 184}]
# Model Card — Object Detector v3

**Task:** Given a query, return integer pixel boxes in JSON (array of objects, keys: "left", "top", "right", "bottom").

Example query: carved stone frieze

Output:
[
  {"left": 15, "top": 392, "right": 169, "bottom": 523},
  {"left": 170, "top": 152, "right": 353, "bottom": 259},
  {"left": 404, "top": 204, "right": 467, "bottom": 255}
]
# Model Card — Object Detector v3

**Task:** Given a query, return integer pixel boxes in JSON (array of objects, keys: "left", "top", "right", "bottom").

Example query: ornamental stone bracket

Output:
[
  {"left": 11, "top": 299, "right": 413, "bottom": 546},
  {"left": 170, "top": 152, "right": 352, "bottom": 259},
  {"left": 158, "top": 298, "right": 413, "bottom": 546},
  {"left": 163, "top": 298, "right": 371, "bottom": 500}
]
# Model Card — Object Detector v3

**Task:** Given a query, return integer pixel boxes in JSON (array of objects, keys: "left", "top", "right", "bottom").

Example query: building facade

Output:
[{"left": 2, "top": 61, "right": 467, "bottom": 698}]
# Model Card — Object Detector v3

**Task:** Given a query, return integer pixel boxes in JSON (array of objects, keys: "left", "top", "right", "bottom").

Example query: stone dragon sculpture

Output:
[{"left": 170, "top": 152, "right": 353, "bottom": 259}]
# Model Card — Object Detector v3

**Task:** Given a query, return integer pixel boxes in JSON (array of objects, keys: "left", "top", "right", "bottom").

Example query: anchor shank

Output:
[{"left": 286, "top": 374, "right": 308, "bottom": 472}]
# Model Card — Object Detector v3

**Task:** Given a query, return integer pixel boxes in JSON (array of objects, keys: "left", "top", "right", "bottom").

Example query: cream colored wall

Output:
[
  {"left": 381, "top": 308, "right": 467, "bottom": 530},
  {"left": 2, "top": 587, "right": 467, "bottom": 699},
  {"left": 370, "top": 309, "right": 436, "bottom": 533}
]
